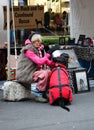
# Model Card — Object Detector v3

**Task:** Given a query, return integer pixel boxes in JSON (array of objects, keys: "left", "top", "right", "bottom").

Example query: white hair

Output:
[{"left": 31, "top": 34, "right": 42, "bottom": 43}]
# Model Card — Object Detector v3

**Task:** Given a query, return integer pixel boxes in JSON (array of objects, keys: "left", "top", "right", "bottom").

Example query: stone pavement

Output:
[{"left": 0, "top": 81, "right": 94, "bottom": 130}]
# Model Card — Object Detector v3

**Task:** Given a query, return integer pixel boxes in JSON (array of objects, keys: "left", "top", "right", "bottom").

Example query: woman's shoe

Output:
[{"left": 35, "top": 96, "right": 48, "bottom": 103}]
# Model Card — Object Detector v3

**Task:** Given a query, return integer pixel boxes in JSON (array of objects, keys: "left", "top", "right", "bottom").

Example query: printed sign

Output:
[{"left": 3, "top": 5, "right": 44, "bottom": 30}]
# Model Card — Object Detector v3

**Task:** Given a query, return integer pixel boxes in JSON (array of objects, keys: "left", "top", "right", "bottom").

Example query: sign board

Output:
[{"left": 3, "top": 5, "right": 44, "bottom": 30}]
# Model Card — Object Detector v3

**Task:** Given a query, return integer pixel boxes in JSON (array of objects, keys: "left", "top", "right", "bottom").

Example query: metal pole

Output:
[{"left": 7, "top": 0, "right": 10, "bottom": 80}]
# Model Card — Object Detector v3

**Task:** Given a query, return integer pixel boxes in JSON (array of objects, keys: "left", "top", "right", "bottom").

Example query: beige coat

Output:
[{"left": 16, "top": 44, "right": 39, "bottom": 88}]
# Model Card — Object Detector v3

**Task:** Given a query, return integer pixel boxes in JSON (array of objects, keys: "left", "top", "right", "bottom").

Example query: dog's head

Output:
[{"left": 52, "top": 53, "right": 71, "bottom": 67}]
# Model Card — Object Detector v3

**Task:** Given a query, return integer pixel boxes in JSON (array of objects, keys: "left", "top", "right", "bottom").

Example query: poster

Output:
[{"left": 3, "top": 5, "right": 44, "bottom": 30}]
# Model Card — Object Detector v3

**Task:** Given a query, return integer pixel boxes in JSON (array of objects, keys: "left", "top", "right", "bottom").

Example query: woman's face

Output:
[{"left": 33, "top": 40, "right": 42, "bottom": 48}]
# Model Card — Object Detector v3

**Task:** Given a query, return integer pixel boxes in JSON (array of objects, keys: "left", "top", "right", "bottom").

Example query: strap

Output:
[
  {"left": 57, "top": 67, "right": 62, "bottom": 97},
  {"left": 50, "top": 84, "right": 69, "bottom": 89}
]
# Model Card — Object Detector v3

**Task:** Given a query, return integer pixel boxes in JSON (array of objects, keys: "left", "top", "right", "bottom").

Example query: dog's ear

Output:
[
  {"left": 52, "top": 56, "right": 65, "bottom": 64},
  {"left": 52, "top": 57, "right": 59, "bottom": 62}
]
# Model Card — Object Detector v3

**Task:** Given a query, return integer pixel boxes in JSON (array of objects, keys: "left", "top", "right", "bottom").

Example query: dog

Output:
[
  {"left": 48, "top": 53, "right": 73, "bottom": 111},
  {"left": 35, "top": 19, "right": 42, "bottom": 28}
]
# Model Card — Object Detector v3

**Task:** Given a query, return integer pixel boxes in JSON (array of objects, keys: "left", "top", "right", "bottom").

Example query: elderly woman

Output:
[{"left": 16, "top": 33, "right": 54, "bottom": 102}]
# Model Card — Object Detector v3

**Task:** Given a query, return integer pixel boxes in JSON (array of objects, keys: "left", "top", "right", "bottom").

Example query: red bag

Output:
[{"left": 49, "top": 64, "right": 73, "bottom": 111}]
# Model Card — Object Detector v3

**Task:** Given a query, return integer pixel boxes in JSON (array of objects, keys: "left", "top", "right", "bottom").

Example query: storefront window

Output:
[
  {"left": 10, "top": 0, "right": 28, "bottom": 6},
  {"left": 10, "top": 0, "right": 70, "bottom": 46}
]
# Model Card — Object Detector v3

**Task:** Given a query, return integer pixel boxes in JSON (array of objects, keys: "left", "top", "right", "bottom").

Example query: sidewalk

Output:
[{"left": 0, "top": 81, "right": 94, "bottom": 130}]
